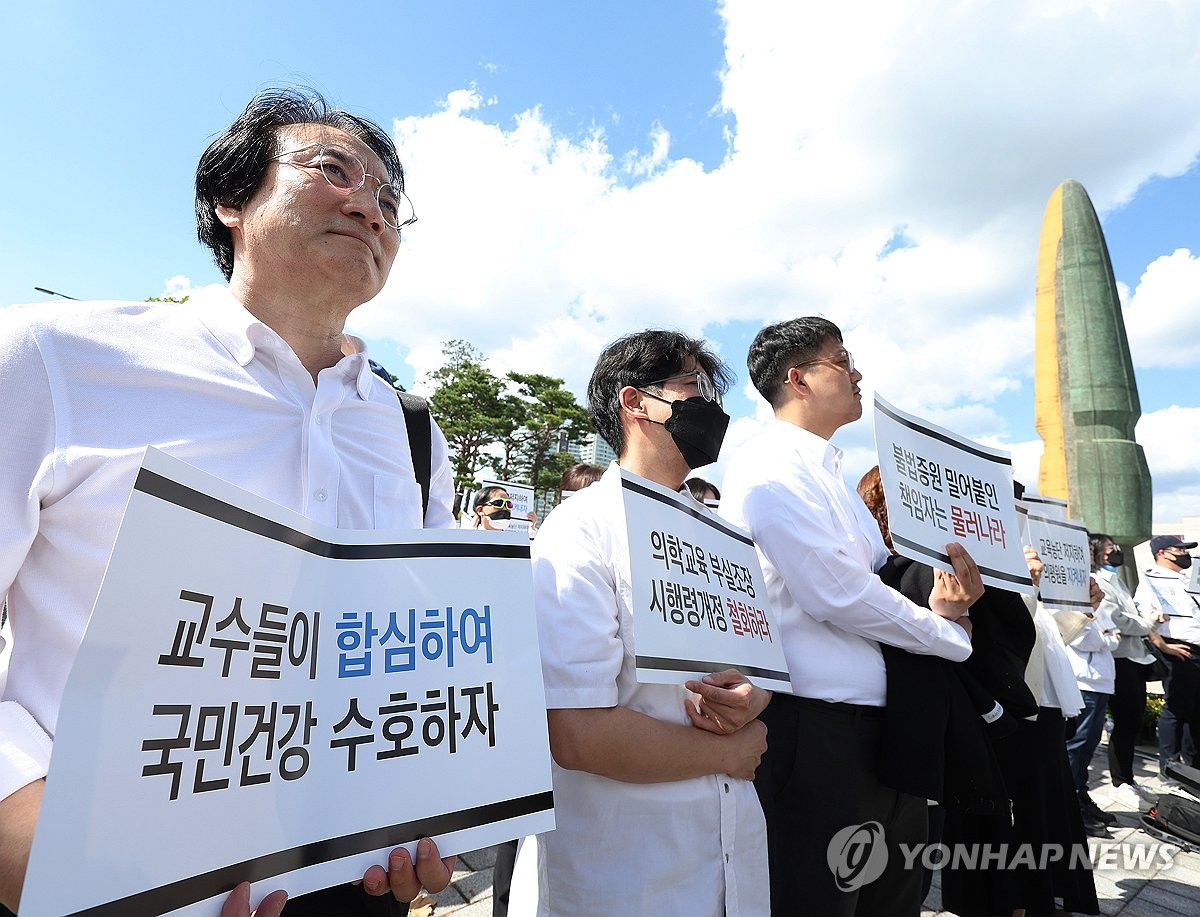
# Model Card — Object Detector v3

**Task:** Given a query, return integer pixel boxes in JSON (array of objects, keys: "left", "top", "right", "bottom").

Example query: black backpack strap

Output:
[{"left": 396, "top": 391, "right": 432, "bottom": 521}]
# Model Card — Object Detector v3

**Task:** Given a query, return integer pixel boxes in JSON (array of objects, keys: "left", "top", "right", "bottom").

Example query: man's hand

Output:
[
  {"left": 1089, "top": 576, "right": 1104, "bottom": 611},
  {"left": 1161, "top": 642, "right": 1192, "bottom": 661},
  {"left": 684, "top": 669, "right": 772, "bottom": 735},
  {"left": 221, "top": 882, "right": 287, "bottom": 917},
  {"left": 1024, "top": 545, "right": 1044, "bottom": 588},
  {"left": 0, "top": 779, "right": 43, "bottom": 912},
  {"left": 928, "top": 542, "right": 984, "bottom": 620},
  {"left": 720, "top": 719, "right": 768, "bottom": 781},
  {"left": 362, "top": 839, "right": 457, "bottom": 901}
]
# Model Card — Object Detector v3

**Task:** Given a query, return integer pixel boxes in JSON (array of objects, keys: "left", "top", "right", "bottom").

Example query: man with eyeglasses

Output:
[
  {"left": 524, "top": 329, "right": 770, "bottom": 915},
  {"left": 720, "top": 317, "right": 983, "bottom": 916},
  {"left": 1136, "top": 535, "right": 1200, "bottom": 773},
  {"left": 0, "top": 87, "right": 455, "bottom": 916}
]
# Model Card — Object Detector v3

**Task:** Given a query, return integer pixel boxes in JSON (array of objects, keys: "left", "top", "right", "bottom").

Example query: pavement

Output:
[{"left": 421, "top": 735, "right": 1200, "bottom": 917}]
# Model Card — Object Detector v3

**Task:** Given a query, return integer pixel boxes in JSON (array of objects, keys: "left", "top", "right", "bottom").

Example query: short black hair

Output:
[
  {"left": 195, "top": 86, "right": 405, "bottom": 280},
  {"left": 747, "top": 316, "right": 843, "bottom": 407},
  {"left": 586, "top": 330, "right": 733, "bottom": 459}
]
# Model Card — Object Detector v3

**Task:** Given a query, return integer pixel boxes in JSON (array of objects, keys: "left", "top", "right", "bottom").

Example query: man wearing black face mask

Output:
[
  {"left": 1137, "top": 535, "right": 1200, "bottom": 771},
  {"left": 721, "top": 317, "right": 983, "bottom": 916},
  {"left": 524, "top": 330, "right": 771, "bottom": 916}
]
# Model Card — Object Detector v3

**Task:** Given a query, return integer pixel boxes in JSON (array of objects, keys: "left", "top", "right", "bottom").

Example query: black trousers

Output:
[
  {"left": 283, "top": 882, "right": 408, "bottom": 916},
  {"left": 755, "top": 693, "right": 927, "bottom": 917},
  {"left": 1108, "top": 657, "right": 1150, "bottom": 786}
]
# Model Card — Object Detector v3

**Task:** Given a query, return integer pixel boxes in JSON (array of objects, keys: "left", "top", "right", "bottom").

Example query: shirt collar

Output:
[
  {"left": 770, "top": 417, "right": 843, "bottom": 474},
  {"left": 191, "top": 286, "right": 373, "bottom": 400}
]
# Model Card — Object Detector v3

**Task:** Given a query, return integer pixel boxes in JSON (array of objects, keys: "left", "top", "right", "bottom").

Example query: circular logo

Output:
[{"left": 826, "top": 821, "right": 888, "bottom": 892}]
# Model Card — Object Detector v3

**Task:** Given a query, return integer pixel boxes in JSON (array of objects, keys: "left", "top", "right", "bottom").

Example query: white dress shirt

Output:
[
  {"left": 1136, "top": 565, "right": 1200, "bottom": 645},
  {"left": 0, "top": 288, "right": 454, "bottom": 800},
  {"left": 530, "top": 465, "right": 768, "bottom": 917},
  {"left": 720, "top": 419, "right": 971, "bottom": 706}
]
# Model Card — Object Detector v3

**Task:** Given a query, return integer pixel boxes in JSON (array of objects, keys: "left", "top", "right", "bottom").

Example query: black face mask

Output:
[
  {"left": 1106, "top": 547, "right": 1124, "bottom": 568},
  {"left": 1175, "top": 553, "right": 1193, "bottom": 570},
  {"left": 490, "top": 509, "right": 512, "bottom": 521},
  {"left": 643, "top": 393, "right": 730, "bottom": 469}
]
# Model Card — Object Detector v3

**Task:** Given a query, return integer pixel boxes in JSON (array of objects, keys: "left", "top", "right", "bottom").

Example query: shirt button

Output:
[
  {"left": 314, "top": 488, "right": 328, "bottom": 502},
  {"left": 724, "top": 782, "right": 730, "bottom": 793},
  {"left": 725, "top": 853, "right": 730, "bottom": 863},
  {"left": 315, "top": 415, "right": 324, "bottom": 426}
]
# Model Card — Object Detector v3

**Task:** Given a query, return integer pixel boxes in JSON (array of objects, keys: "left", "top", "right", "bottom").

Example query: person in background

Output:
[
  {"left": 472, "top": 486, "right": 513, "bottom": 531},
  {"left": 559, "top": 463, "right": 605, "bottom": 496},
  {"left": 1091, "top": 534, "right": 1161, "bottom": 808},
  {"left": 685, "top": 477, "right": 721, "bottom": 509},
  {"left": 1137, "top": 535, "right": 1200, "bottom": 773},
  {"left": 1062, "top": 535, "right": 1121, "bottom": 836}
]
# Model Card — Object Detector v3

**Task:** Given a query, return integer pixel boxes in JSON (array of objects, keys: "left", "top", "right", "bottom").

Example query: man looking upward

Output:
[
  {"left": 721, "top": 317, "right": 982, "bottom": 916},
  {"left": 0, "top": 87, "right": 455, "bottom": 915}
]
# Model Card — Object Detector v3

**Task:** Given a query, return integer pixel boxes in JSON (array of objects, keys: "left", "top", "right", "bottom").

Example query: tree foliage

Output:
[
  {"left": 427, "top": 341, "right": 520, "bottom": 490},
  {"left": 425, "top": 342, "right": 592, "bottom": 501},
  {"left": 503, "top": 372, "right": 592, "bottom": 494}
]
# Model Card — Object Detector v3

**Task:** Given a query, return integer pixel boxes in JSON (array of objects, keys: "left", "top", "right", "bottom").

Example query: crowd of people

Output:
[{"left": 2, "top": 85, "right": 1197, "bottom": 917}]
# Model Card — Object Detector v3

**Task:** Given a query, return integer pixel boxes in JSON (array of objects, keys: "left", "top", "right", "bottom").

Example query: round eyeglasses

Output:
[
  {"left": 270, "top": 143, "right": 417, "bottom": 231},
  {"left": 642, "top": 369, "right": 720, "bottom": 404}
]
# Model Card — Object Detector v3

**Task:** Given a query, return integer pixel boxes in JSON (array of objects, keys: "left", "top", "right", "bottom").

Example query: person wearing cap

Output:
[{"left": 1136, "top": 535, "right": 1200, "bottom": 771}]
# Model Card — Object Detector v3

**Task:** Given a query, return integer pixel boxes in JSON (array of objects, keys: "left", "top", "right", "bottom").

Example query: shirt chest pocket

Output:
[{"left": 374, "top": 474, "right": 423, "bottom": 530}]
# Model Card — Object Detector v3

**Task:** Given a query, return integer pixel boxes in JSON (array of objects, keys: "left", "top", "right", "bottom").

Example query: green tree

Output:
[
  {"left": 504, "top": 372, "right": 592, "bottom": 496},
  {"left": 427, "top": 341, "right": 517, "bottom": 490}
]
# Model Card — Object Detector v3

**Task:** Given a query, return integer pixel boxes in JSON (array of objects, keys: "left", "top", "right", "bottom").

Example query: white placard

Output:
[
  {"left": 1021, "top": 494, "right": 1069, "bottom": 520},
  {"left": 1187, "top": 558, "right": 1200, "bottom": 595},
  {"left": 874, "top": 394, "right": 1034, "bottom": 594},
  {"left": 22, "top": 449, "right": 554, "bottom": 917},
  {"left": 621, "top": 470, "right": 791, "bottom": 693},
  {"left": 1023, "top": 512, "right": 1092, "bottom": 612}
]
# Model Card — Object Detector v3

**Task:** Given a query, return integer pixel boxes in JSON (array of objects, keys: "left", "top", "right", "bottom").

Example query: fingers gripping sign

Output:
[{"left": 929, "top": 542, "right": 984, "bottom": 620}]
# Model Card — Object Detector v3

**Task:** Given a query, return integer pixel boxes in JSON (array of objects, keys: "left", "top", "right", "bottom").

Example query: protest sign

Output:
[
  {"left": 874, "top": 394, "right": 1034, "bottom": 594},
  {"left": 621, "top": 470, "right": 791, "bottom": 693},
  {"left": 1187, "top": 557, "right": 1200, "bottom": 595},
  {"left": 1023, "top": 511, "right": 1092, "bottom": 611},
  {"left": 1021, "top": 494, "right": 1069, "bottom": 520},
  {"left": 22, "top": 449, "right": 553, "bottom": 917}
]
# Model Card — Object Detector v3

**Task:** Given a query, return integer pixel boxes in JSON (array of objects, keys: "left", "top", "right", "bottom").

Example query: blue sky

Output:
[{"left": 4, "top": 1, "right": 1199, "bottom": 522}]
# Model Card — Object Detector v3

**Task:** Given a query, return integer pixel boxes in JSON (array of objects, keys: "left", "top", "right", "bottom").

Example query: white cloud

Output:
[
  {"left": 337, "top": 1, "right": 1200, "bottom": 465},
  {"left": 1137, "top": 405, "right": 1200, "bottom": 519},
  {"left": 1123, "top": 249, "right": 1200, "bottom": 368}
]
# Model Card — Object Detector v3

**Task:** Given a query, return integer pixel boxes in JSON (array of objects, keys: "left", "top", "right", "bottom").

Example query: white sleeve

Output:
[
  {"left": 0, "top": 312, "right": 56, "bottom": 799},
  {"left": 422, "top": 417, "right": 456, "bottom": 529},
  {"left": 740, "top": 479, "right": 971, "bottom": 661},
  {"left": 529, "top": 501, "right": 623, "bottom": 710}
]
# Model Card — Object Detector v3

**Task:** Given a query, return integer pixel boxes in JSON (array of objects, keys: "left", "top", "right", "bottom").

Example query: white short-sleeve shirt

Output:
[{"left": 530, "top": 465, "right": 768, "bottom": 917}]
